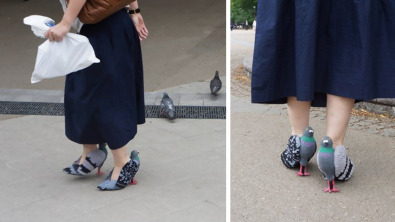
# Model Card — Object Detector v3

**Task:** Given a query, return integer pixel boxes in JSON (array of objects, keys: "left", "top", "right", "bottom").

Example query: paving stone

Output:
[
  {"left": 203, "top": 93, "right": 226, "bottom": 106},
  {"left": 62, "top": 197, "right": 166, "bottom": 222},
  {"left": 383, "top": 129, "right": 395, "bottom": 138},
  {"left": 178, "top": 93, "right": 204, "bottom": 106},
  {"left": 0, "top": 197, "right": 84, "bottom": 222},
  {"left": 150, "top": 201, "right": 225, "bottom": 222},
  {"left": 231, "top": 97, "right": 271, "bottom": 113},
  {"left": 158, "top": 119, "right": 225, "bottom": 138},
  {"left": 144, "top": 92, "right": 158, "bottom": 105},
  {"left": 0, "top": 174, "right": 95, "bottom": 213},
  {"left": 133, "top": 172, "right": 225, "bottom": 215}
]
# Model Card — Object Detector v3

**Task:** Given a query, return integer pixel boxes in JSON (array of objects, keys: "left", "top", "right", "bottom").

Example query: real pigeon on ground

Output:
[
  {"left": 317, "top": 136, "right": 340, "bottom": 193},
  {"left": 160, "top": 92, "right": 176, "bottom": 120},
  {"left": 297, "top": 126, "right": 317, "bottom": 176},
  {"left": 210, "top": 70, "right": 222, "bottom": 95}
]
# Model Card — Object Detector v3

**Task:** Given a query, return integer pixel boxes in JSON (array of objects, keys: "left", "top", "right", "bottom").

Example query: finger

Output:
[
  {"left": 140, "top": 28, "right": 148, "bottom": 38},
  {"left": 48, "top": 32, "right": 54, "bottom": 42},
  {"left": 140, "top": 33, "right": 147, "bottom": 39},
  {"left": 141, "top": 29, "right": 148, "bottom": 37},
  {"left": 142, "top": 27, "right": 148, "bottom": 35},
  {"left": 55, "top": 35, "right": 63, "bottom": 42},
  {"left": 138, "top": 28, "right": 146, "bottom": 38},
  {"left": 138, "top": 32, "right": 146, "bottom": 40},
  {"left": 44, "top": 30, "right": 50, "bottom": 38}
]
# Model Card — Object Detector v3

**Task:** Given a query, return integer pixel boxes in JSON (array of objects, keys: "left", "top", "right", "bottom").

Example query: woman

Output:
[
  {"left": 251, "top": 0, "right": 395, "bottom": 188},
  {"left": 45, "top": 0, "right": 148, "bottom": 190}
]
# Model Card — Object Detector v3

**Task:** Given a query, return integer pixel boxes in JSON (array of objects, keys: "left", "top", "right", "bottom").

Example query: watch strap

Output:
[{"left": 129, "top": 8, "right": 141, "bottom": 15}]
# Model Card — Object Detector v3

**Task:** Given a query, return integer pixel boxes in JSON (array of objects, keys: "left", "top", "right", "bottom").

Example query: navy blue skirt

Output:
[
  {"left": 251, "top": 0, "right": 395, "bottom": 107},
  {"left": 64, "top": 10, "right": 145, "bottom": 149}
]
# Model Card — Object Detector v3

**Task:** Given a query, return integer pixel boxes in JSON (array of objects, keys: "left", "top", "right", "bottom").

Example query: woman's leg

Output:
[
  {"left": 287, "top": 97, "right": 311, "bottom": 136},
  {"left": 281, "top": 97, "right": 312, "bottom": 168},
  {"left": 78, "top": 144, "right": 98, "bottom": 165},
  {"left": 110, "top": 146, "right": 131, "bottom": 180},
  {"left": 326, "top": 94, "right": 355, "bottom": 148}
]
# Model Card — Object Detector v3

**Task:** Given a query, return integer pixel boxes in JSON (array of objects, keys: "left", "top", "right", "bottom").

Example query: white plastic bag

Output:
[{"left": 23, "top": 15, "right": 100, "bottom": 84}]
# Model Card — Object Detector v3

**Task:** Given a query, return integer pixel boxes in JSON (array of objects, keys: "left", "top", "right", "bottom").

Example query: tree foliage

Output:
[{"left": 231, "top": 0, "right": 257, "bottom": 25}]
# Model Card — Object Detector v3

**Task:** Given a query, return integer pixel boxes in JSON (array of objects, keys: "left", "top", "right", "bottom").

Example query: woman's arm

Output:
[
  {"left": 129, "top": 1, "right": 148, "bottom": 41},
  {"left": 45, "top": 0, "right": 87, "bottom": 42}
]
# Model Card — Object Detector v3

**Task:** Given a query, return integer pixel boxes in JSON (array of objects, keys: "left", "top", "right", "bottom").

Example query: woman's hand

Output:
[
  {"left": 44, "top": 22, "right": 71, "bottom": 42},
  {"left": 131, "top": 13, "right": 148, "bottom": 41}
]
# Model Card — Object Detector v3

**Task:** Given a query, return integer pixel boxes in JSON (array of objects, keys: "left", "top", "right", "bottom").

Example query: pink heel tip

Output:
[{"left": 130, "top": 178, "right": 137, "bottom": 185}]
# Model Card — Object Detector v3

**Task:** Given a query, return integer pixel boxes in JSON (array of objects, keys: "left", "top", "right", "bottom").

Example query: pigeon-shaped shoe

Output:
[
  {"left": 281, "top": 135, "right": 301, "bottom": 168},
  {"left": 334, "top": 145, "right": 354, "bottom": 181},
  {"left": 317, "top": 136, "right": 340, "bottom": 193},
  {"left": 210, "top": 70, "right": 222, "bottom": 95},
  {"left": 160, "top": 92, "right": 176, "bottom": 120},
  {"left": 297, "top": 126, "right": 317, "bottom": 176},
  {"left": 63, "top": 143, "right": 108, "bottom": 176}
]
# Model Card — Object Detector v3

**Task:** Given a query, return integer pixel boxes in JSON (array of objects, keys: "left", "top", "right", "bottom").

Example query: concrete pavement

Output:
[
  {"left": 231, "top": 30, "right": 395, "bottom": 221},
  {"left": 230, "top": 30, "right": 255, "bottom": 70},
  {"left": 0, "top": 78, "right": 226, "bottom": 222}
]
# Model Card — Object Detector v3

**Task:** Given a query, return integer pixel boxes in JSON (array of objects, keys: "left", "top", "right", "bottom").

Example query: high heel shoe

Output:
[
  {"left": 280, "top": 135, "right": 301, "bottom": 168},
  {"left": 63, "top": 143, "right": 108, "bottom": 176},
  {"left": 97, "top": 150, "right": 140, "bottom": 190}
]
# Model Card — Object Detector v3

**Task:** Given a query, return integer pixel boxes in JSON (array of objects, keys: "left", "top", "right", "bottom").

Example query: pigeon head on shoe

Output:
[
  {"left": 321, "top": 136, "right": 333, "bottom": 148},
  {"left": 303, "top": 126, "right": 314, "bottom": 137}
]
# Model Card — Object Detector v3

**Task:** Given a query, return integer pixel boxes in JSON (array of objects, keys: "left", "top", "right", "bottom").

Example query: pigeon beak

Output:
[
  {"left": 309, "top": 130, "right": 313, "bottom": 136},
  {"left": 323, "top": 139, "right": 328, "bottom": 146}
]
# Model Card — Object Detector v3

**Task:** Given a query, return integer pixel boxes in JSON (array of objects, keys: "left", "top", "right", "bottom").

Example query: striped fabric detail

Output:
[{"left": 336, "top": 157, "right": 354, "bottom": 181}]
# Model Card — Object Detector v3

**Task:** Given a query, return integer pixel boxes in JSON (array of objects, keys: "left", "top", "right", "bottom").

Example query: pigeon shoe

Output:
[
  {"left": 97, "top": 150, "right": 140, "bottom": 191},
  {"left": 281, "top": 135, "right": 301, "bottom": 168},
  {"left": 334, "top": 145, "right": 354, "bottom": 181},
  {"left": 63, "top": 143, "right": 108, "bottom": 176}
]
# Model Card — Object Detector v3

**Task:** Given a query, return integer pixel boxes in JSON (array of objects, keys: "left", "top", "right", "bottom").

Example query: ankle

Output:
[
  {"left": 83, "top": 144, "right": 98, "bottom": 154},
  {"left": 114, "top": 157, "right": 130, "bottom": 168}
]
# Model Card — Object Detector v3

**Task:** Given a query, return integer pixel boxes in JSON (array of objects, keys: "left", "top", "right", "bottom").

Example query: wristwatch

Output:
[{"left": 129, "top": 8, "right": 141, "bottom": 15}]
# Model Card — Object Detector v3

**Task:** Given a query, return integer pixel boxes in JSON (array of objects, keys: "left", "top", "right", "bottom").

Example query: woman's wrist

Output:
[
  {"left": 60, "top": 18, "right": 73, "bottom": 28},
  {"left": 129, "top": 8, "right": 140, "bottom": 15},
  {"left": 129, "top": 1, "right": 139, "bottom": 10}
]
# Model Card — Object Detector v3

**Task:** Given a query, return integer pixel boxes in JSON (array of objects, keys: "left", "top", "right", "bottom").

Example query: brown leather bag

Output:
[{"left": 66, "top": 0, "right": 136, "bottom": 24}]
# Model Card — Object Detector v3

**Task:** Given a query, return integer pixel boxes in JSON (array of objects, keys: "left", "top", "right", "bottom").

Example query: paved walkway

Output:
[
  {"left": 231, "top": 30, "right": 395, "bottom": 221},
  {"left": 0, "top": 79, "right": 226, "bottom": 222}
]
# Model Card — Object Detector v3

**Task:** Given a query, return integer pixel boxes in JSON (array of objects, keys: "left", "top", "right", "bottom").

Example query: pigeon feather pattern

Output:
[
  {"left": 210, "top": 70, "right": 222, "bottom": 95},
  {"left": 160, "top": 92, "right": 176, "bottom": 120},
  {"left": 334, "top": 145, "right": 354, "bottom": 181}
]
